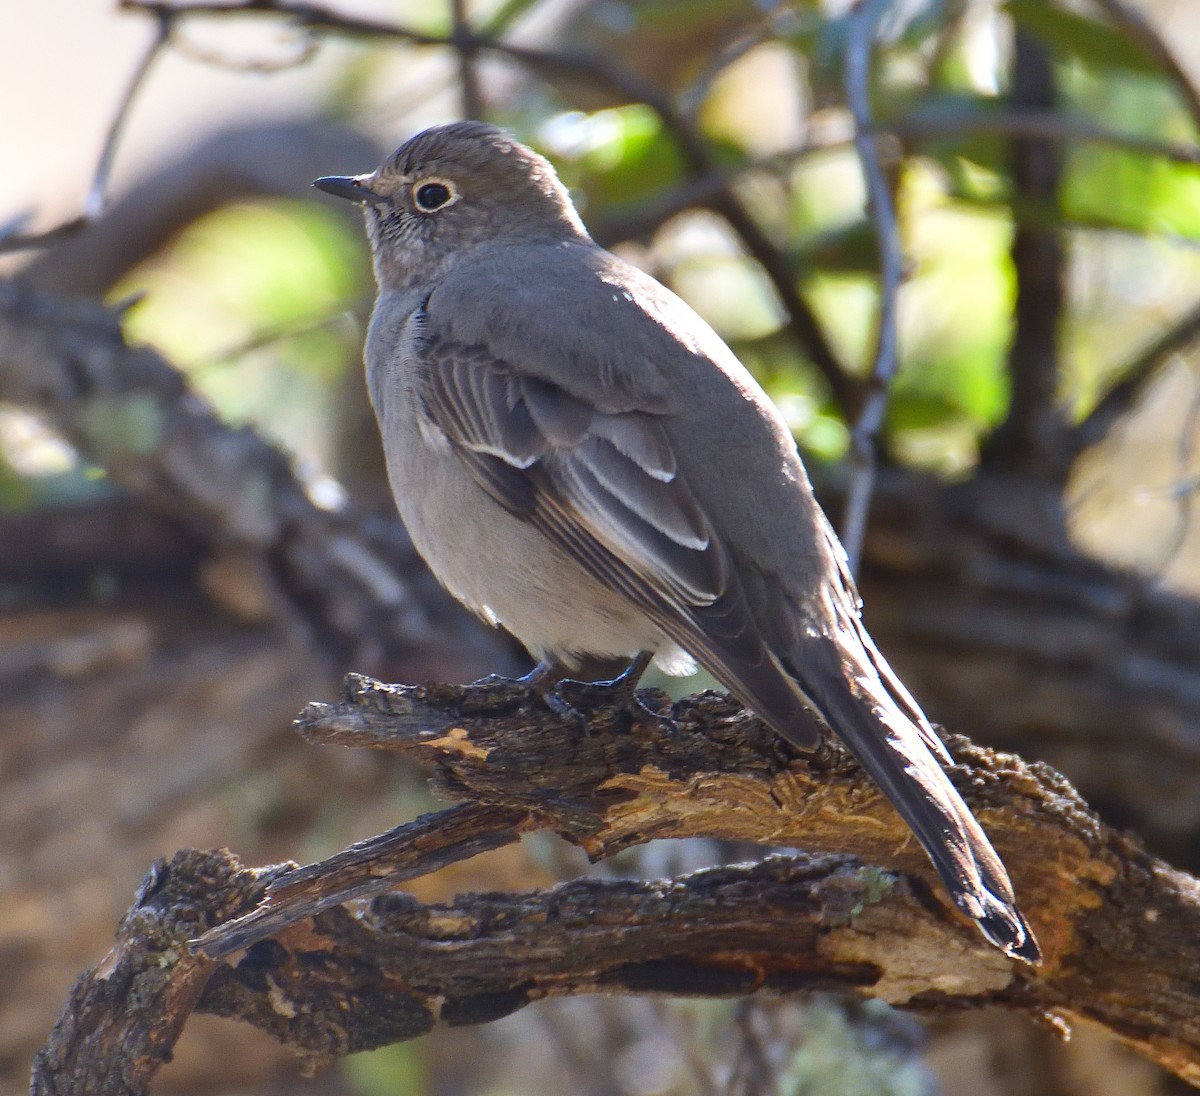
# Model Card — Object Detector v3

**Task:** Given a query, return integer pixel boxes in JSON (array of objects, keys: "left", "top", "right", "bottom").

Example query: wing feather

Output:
[
  {"left": 419, "top": 332, "right": 723, "bottom": 602},
  {"left": 413, "top": 329, "right": 824, "bottom": 751}
]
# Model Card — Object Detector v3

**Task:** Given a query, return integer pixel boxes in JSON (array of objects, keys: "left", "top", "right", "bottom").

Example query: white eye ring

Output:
[{"left": 412, "top": 178, "right": 458, "bottom": 212}]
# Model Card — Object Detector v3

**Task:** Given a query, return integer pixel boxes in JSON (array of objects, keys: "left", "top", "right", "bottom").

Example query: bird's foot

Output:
[
  {"left": 470, "top": 654, "right": 673, "bottom": 734},
  {"left": 470, "top": 661, "right": 566, "bottom": 692},
  {"left": 552, "top": 652, "right": 675, "bottom": 735},
  {"left": 469, "top": 660, "right": 592, "bottom": 729},
  {"left": 465, "top": 661, "right": 569, "bottom": 713}
]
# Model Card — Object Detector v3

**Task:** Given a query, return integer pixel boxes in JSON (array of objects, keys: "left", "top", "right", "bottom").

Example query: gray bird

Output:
[{"left": 315, "top": 121, "right": 1039, "bottom": 963}]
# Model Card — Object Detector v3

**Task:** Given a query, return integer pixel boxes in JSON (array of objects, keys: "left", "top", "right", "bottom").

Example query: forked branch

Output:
[{"left": 31, "top": 676, "right": 1200, "bottom": 1092}]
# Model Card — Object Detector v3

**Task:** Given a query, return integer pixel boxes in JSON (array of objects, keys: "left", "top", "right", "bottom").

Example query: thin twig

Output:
[
  {"left": 678, "top": 15, "right": 778, "bottom": 120},
  {"left": 730, "top": 1002, "right": 780, "bottom": 1096},
  {"left": 840, "top": 0, "right": 904, "bottom": 577},
  {"left": 195, "top": 802, "right": 533, "bottom": 960},
  {"left": 450, "top": 0, "right": 484, "bottom": 120},
  {"left": 1088, "top": 0, "right": 1200, "bottom": 129},
  {"left": 1074, "top": 298, "right": 1200, "bottom": 451},
  {"left": 536, "top": 1002, "right": 624, "bottom": 1096},
  {"left": 192, "top": 305, "right": 364, "bottom": 372},
  {"left": 167, "top": 21, "right": 320, "bottom": 72},
  {"left": 0, "top": 12, "right": 170, "bottom": 254}
]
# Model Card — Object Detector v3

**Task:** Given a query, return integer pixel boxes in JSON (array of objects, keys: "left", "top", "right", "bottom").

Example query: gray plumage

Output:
[{"left": 315, "top": 121, "right": 1040, "bottom": 963}]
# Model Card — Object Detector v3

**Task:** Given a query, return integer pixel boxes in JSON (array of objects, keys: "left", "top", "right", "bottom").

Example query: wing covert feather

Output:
[{"left": 417, "top": 329, "right": 724, "bottom": 603}]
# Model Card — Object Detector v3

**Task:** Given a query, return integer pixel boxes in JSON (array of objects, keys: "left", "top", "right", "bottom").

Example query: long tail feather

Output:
[
  {"left": 811, "top": 653, "right": 1036, "bottom": 960},
  {"left": 795, "top": 635, "right": 1041, "bottom": 963}
]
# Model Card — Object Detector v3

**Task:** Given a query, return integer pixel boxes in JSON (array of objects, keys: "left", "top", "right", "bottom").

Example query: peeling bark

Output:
[{"left": 31, "top": 677, "right": 1200, "bottom": 1092}]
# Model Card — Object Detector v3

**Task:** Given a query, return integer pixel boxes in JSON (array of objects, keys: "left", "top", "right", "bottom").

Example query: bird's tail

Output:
[{"left": 796, "top": 629, "right": 1041, "bottom": 963}]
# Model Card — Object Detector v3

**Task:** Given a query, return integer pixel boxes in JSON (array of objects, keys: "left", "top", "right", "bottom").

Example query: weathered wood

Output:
[
  {"left": 31, "top": 674, "right": 1200, "bottom": 1092},
  {"left": 30, "top": 851, "right": 269, "bottom": 1096}
]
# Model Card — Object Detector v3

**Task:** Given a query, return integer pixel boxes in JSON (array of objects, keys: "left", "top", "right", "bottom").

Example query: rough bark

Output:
[{"left": 31, "top": 676, "right": 1200, "bottom": 1092}]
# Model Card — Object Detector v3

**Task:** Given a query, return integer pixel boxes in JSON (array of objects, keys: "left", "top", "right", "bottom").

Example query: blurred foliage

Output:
[
  {"left": 544, "top": 105, "right": 693, "bottom": 209},
  {"left": 513, "top": 0, "right": 1199, "bottom": 474},
  {"left": 10, "top": 0, "right": 1166, "bottom": 491},
  {"left": 777, "top": 999, "right": 933, "bottom": 1096},
  {"left": 8, "top": 0, "right": 1189, "bottom": 522},
  {"left": 345, "top": 1041, "right": 430, "bottom": 1096},
  {"left": 112, "top": 200, "right": 369, "bottom": 470},
  {"left": 1007, "top": 0, "right": 1162, "bottom": 74},
  {"left": 0, "top": 408, "right": 101, "bottom": 511}
]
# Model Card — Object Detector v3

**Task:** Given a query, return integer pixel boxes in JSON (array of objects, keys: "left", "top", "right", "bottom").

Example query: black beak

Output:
[{"left": 313, "top": 175, "right": 382, "bottom": 205}]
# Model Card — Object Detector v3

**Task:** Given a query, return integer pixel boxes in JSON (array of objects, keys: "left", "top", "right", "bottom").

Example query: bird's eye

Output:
[{"left": 413, "top": 180, "right": 456, "bottom": 212}]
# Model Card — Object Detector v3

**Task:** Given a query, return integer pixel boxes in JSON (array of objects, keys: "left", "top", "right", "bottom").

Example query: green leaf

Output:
[
  {"left": 1063, "top": 144, "right": 1200, "bottom": 239},
  {"left": 544, "top": 106, "right": 689, "bottom": 212}
]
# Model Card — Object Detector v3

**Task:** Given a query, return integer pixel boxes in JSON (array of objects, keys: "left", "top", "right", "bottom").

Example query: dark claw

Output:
[
  {"left": 539, "top": 687, "right": 591, "bottom": 734},
  {"left": 551, "top": 652, "right": 676, "bottom": 735},
  {"left": 469, "top": 654, "right": 676, "bottom": 735},
  {"left": 464, "top": 661, "right": 569, "bottom": 714}
]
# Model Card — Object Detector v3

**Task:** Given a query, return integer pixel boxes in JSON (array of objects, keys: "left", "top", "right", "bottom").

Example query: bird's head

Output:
[{"left": 315, "top": 121, "right": 589, "bottom": 288}]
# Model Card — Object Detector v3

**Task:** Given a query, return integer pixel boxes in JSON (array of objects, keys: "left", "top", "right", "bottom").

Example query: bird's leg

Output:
[
  {"left": 574, "top": 651, "right": 652, "bottom": 704},
  {"left": 470, "top": 659, "right": 569, "bottom": 692},
  {"left": 552, "top": 652, "right": 674, "bottom": 732},
  {"left": 471, "top": 654, "right": 672, "bottom": 732}
]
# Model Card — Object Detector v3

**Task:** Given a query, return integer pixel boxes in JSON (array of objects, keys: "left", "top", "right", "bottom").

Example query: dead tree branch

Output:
[{"left": 31, "top": 675, "right": 1200, "bottom": 1092}]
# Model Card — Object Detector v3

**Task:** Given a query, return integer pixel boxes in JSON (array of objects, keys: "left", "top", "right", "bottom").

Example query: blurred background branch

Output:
[
  {"left": 841, "top": 0, "right": 904, "bottom": 574},
  {"left": 0, "top": 10, "right": 169, "bottom": 253}
]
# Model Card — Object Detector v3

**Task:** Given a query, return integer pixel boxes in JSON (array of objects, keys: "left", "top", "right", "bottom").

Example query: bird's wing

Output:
[{"left": 412, "top": 318, "right": 823, "bottom": 748}]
